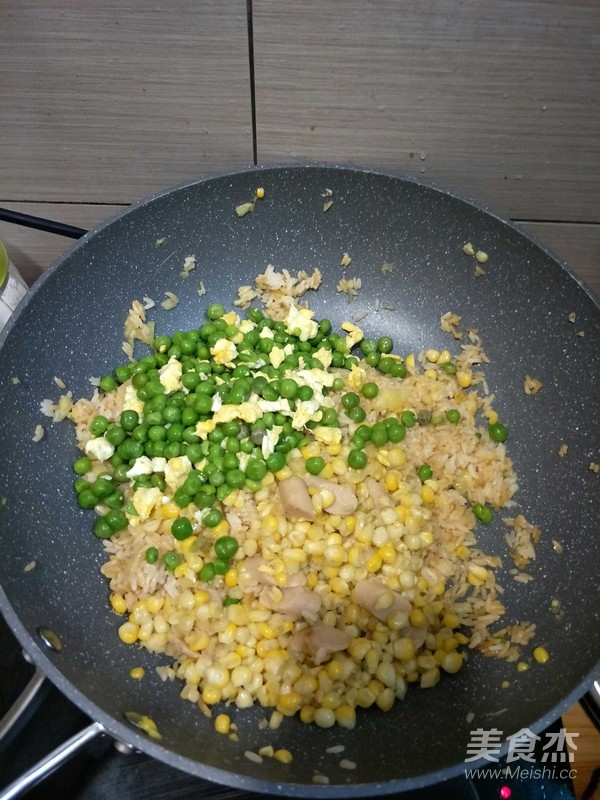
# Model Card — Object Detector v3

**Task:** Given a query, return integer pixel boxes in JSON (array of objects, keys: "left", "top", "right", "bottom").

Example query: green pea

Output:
[
  {"left": 248, "top": 307, "right": 264, "bottom": 324},
  {"left": 348, "top": 405, "right": 366, "bottom": 423},
  {"left": 378, "top": 356, "right": 395, "bottom": 374},
  {"left": 365, "top": 352, "right": 380, "bottom": 367},
  {"left": 360, "top": 338, "right": 377, "bottom": 355},
  {"left": 441, "top": 362, "right": 457, "bottom": 375},
  {"left": 114, "top": 365, "right": 131, "bottom": 384},
  {"left": 332, "top": 377, "right": 345, "bottom": 393},
  {"left": 119, "top": 410, "right": 139, "bottom": 432},
  {"left": 172, "top": 517, "right": 193, "bottom": 540},
  {"left": 446, "top": 409, "right": 461, "bottom": 424},
  {"left": 199, "top": 562, "right": 216, "bottom": 581},
  {"left": 164, "top": 552, "right": 182, "bottom": 571},
  {"left": 319, "top": 319, "right": 332, "bottom": 335},
  {"left": 377, "top": 336, "right": 393, "bottom": 353},
  {"left": 331, "top": 352, "right": 345, "bottom": 368},
  {"left": 206, "top": 303, "right": 224, "bottom": 320},
  {"left": 341, "top": 392, "right": 359, "bottom": 410},
  {"left": 106, "top": 510, "right": 128, "bottom": 531},
  {"left": 488, "top": 422, "right": 508, "bottom": 443},
  {"left": 417, "top": 410, "right": 432, "bottom": 426},
  {"left": 223, "top": 596, "right": 241, "bottom": 606},
  {"left": 204, "top": 508, "right": 223, "bottom": 528},
  {"left": 73, "top": 456, "right": 92, "bottom": 475},
  {"left": 99, "top": 375, "right": 117, "bottom": 393},
  {"left": 417, "top": 464, "right": 433, "bottom": 482},
  {"left": 224, "top": 469, "right": 244, "bottom": 489},
  {"left": 74, "top": 477, "right": 90, "bottom": 494},
  {"left": 215, "top": 536, "right": 239, "bottom": 560},
  {"left": 106, "top": 424, "right": 126, "bottom": 447},
  {"left": 151, "top": 474, "right": 166, "bottom": 492},
  {"left": 347, "top": 449, "right": 367, "bottom": 470},
  {"left": 246, "top": 459, "right": 267, "bottom": 482},
  {"left": 113, "top": 465, "right": 131, "bottom": 483},
  {"left": 279, "top": 378, "right": 299, "bottom": 399},
  {"left": 472, "top": 503, "right": 493, "bottom": 524},
  {"left": 78, "top": 489, "right": 98, "bottom": 509},
  {"left": 92, "top": 476, "right": 114, "bottom": 498},
  {"left": 93, "top": 517, "right": 113, "bottom": 539},
  {"left": 145, "top": 546, "right": 159, "bottom": 564},
  {"left": 320, "top": 408, "right": 338, "bottom": 427},
  {"left": 212, "top": 558, "right": 229, "bottom": 575},
  {"left": 401, "top": 410, "right": 416, "bottom": 428},
  {"left": 387, "top": 423, "right": 406, "bottom": 443},
  {"left": 305, "top": 456, "right": 325, "bottom": 475},
  {"left": 89, "top": 415, "right": 109, "bottom": 437},
  {"left": 370, "top": 422, "right": 388, "bottom": 447},
  {"left": 361, "top": 382, "right": 379, "bottom": 400},
  {"left": 148, "top": 425, "right": 167, "bottom": 442},
  {"left": 266, "top": 452, "right": 286, "bottom": 472},
  {"left": 391, "top": 361, "right": 408, "bottom": 379}
]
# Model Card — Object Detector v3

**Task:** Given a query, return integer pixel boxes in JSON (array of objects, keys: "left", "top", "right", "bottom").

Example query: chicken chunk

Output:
[
  {"left": 259, "top": 586, "right": 321, "bottom": 622},
  {"left": 352, "top": 579, "right": 412, "bottom": 623},
  {"left": 303, "top": 475, "right": 358, "bottom": 516},
  {"left": 290, "top": 624, "right": 351, "bottom": 665},
  {"left": 278, "top": 476, "right": 316, "bottom": 521}
]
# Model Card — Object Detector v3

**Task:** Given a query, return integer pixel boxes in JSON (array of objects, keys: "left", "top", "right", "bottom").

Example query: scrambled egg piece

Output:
[
  {"left": 85, "top": 436, "right": 115, "bottom": 462},
  {"left": 269, "top": 346, "right": 286, "bottom": 369},
  {"left": 284, "top": 302, "right": 318, "bottom": 342},
  {"left": 196, "top": 419, "right": 217, "bottom": 439},
  {"left": 123, "top": 384, "right": 144, "bottom": 416},
  {"left": 210, "top": 338, "right": 238, "bottom": 367},
  {"left": 222, "top": 311, "right": 240, "bottom": 326},
  {"left": 195, "top": 402, "right": 263, "bottom": 439},
  {"left": 262, "top": 425, "right": 283, "bottom": 458},
  {"left": 159, "top": 357, "right": 182, "bottom": 393},
  {"left": 313, "top": 426, "right": 342, "bottom": 445},
  {"left": 341, "top": 321, "right": 364, "bottom": 350},
  {"left": 239, "top": 319, "right": 256, "bottom": 334},
  {"left": 125, "top": 456, "right": 167, "bottom": 478},
  {"left": 348, "top": 363, "right": 366, "bottom": 391},
  {"left": 314, "top": 347, "right": 333, "bottom": 369},
  {"left": 131, "top": 487, "right": 162, "bottom": 521},
  {"left": 164, "top": 456, "right": 192, "bottom": 492},
  {"left": 259, "top": 326, "right": 274, "bottom": 339}
]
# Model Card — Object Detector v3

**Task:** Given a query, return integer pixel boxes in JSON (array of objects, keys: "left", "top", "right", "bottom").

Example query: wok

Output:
[{"left": 0, "top": 165, "right": 599, "bottom": 797}]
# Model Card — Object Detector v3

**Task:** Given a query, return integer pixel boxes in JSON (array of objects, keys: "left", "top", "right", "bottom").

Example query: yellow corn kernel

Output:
[
  {"left": 274, "top": 749, "right": 293, "bottom": 764},
  {"left": 456, "top": 371, "right": 472, "bottom": 389},
  {"left": 321, "top": 489, "right": 335, "bottom": 509},
  {"left": 214, "top": 714, "right": 231, "bottom": 735},
  {"left": 378, "top": 543, "right": 397, "bottom": 564},
  {"left": 533, "top": 646, "right": 550, "bottom": 664},
  {"left": 194, "top": 590, "right": 211, "bottom": 605},
  {"left": 441, "top": 652, "right": 463, "bottom": 674},
  {"left": 262, "top": 514, "right": 279, "bottom": 534},
  {"left": 356, "top": 687, "right": 376, "bottom": 708},
  {"left": 425, "top": 349, "right": 440, "bottom": 363},
  {"left": 278, "top": 691, "right": 302, "bottom": 713},
  {"left": 424, "top": 368, "right": 437, "bottom": 380},
  {"left": 335, "top": 704, "right": 356, "bottom": 729},
  {"left": 129, "top": 667, "right": 145, "bottom": 680},
  {"left": 258, "top": 622, "right": 278, "bottom": 640},
  {"left": 442, "top": 612, "right": 460, "bottom": 630},
  {"left": 455, "top": 632, "right": 470, "bottom": 645},
  {"left": 409, "top": 608, "right": 426, "bottom": 628},
  {"left": 306, "top": 571, "right": 318, "bottom": 589},
  {"left": 224, "top": 568, "right": 238, "bottom": 588},
  {"left": 173, "top": 563, "right": 188, "bottom": 579},
  {"left": 455, "top": 545, "right": 469, "bottom": 559},
  {"left": 295, "top": 673, "right": 319, "bottom": 695},
  {"left": 275, "top": 466, "right": 292, "bottom": 481},
  {"left": 343, "top": 515, "right": 356, "bottom": 536},
  {"left": 301, "top": 444, "right": 320, "bottom": 459},
  {"left": 186, "top": 631, "right": 210, "bottom": 651},
  {"left": 110, "top": 593, "right": 127, "bottom": 615},
  {"left": 420, "top": 531, "right": 434, "bottom": 547},
  {"left": 394, "top": 637, "right": 416, "bottom": 661},
  {"left": 467, "top": 564, "right": 489, "bottom": 586},
  {"left": 281, "top": 619, "right": 294, "bottom": 633},
  {"left": 300, "top": 705, "right": 315, "bottom": 724},
  {"left": 437, "top": 349, "right": 451, "bottom": 365},
  {"left": 366, "top": 553, "right": 382, "bottom": 574},
  {"left": 387, "top": 449, "right": 405, "bottom": 471},
  {"left": 202, "top": 685, "right": 222, "bottom": 704},
  {"left": 484, "top": 408, "right": 499, "bottom": 425},
  {"left": 516, "top": 661, "right": 529, "bottom": 673},
  {"left": 421, "top": 485, "right": 435, "bottom": 504},
  {"left": 405, "top": 354, "right": 415, "bottom": 369},
  {"left": 376, "top": 687, "right": 395, "bottom": 712},
  {"left": 213, "top": 519, "right": 229, "bottom": 538},
  {"left": 118, "top": 622, "right": 139, "bottom": 644},
  {"left": 321, "top": 463, "right": 335, "bottom": 479},
  {"left": 159, "top": 501, "right": 180, "bottom": 520},
  {"left": 385, "top": 472, "right": 399, "bottom": 492}
]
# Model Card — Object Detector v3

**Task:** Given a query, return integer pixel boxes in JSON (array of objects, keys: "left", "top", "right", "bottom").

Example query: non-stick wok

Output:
[{"left": 0, "top": 165, "right": 599, "bottom": 797}]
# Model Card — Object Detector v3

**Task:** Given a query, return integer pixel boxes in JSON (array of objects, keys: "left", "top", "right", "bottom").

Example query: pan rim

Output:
[{"left": 1, "top": 162, "right": 599, "bottom": 796}]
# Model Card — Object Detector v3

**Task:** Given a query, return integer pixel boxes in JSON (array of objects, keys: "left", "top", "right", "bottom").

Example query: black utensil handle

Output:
[{"left": 0, "top": 208, "right": 87, "bottom": 240}]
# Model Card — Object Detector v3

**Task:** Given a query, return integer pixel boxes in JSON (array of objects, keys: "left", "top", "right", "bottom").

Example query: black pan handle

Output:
[{"left": 0, "top": 208, "right": 87, "bottom": 240}]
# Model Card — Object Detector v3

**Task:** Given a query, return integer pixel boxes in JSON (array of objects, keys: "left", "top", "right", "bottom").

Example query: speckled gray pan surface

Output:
[{"left": 0, "top": 166, "right": 599, "bottom": 797}]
